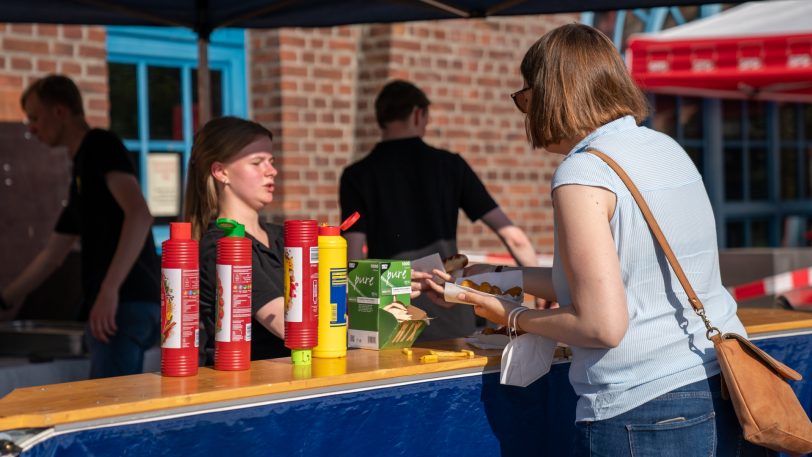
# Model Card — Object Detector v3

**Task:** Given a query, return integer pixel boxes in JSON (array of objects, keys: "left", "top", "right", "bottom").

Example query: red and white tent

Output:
[{"left": 626, "top": 0, "right": 812, "bottom": 102}]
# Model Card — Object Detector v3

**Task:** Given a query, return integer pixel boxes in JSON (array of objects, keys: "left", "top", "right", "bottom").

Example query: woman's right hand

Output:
[{"left": 410, "top": 270, "right": 433, "bottom": 299}]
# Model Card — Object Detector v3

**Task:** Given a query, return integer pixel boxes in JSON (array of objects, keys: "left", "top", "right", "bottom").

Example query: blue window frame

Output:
[{"left": 106, "top": 26, "right": 247, "bottom": 247}]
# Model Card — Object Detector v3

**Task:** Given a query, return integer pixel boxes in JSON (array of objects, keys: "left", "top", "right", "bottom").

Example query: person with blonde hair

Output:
[
  {"left": 424, "top": 24, "right": 772, "bottom": 456},
  {"left": 184, "top": 116, "right": 287, "bottom": 363}
]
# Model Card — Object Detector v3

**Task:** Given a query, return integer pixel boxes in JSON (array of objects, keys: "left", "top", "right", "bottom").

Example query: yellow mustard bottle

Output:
[
  {"left": 314, "top": 213, "right": 359, "bottom": 358},
  {"left": 314, "top": 223, "right": 346, "bottom": 358}
]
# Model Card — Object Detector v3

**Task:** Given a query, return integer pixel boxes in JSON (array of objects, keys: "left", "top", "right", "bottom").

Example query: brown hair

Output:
[
  {"left": 21, "top": 74, "right": 85, "bottom": 115},
  {"left": 183, "top": 116, "right": 273, "bottom": 240},
  {"left": 375, "top": 80, "right": 431, "bottom": 129},
  {"left": 520, "top": 23, "right": 649, "bottom": 148}
]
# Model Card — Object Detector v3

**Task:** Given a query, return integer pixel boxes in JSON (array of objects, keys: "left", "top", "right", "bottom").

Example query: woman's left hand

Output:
[
  {"left": 456, "top": 290, "right": 520, "bottom": 327},
  {"left": 423, "top": 268, "right": 519, "bottom": 323}
]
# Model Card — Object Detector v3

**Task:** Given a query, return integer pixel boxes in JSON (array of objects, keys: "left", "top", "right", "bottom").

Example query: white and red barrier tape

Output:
[{"left": 727, "top": 267, "right": 812, "bottom": 302}]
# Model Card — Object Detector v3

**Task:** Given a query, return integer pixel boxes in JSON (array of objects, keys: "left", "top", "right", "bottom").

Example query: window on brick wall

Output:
[
  {"left": 648, "top": 95, "right": 812, "bottom": 248},
  {"left": 106, "top": 26, "right": 247, "bottom": 248},
  {"left": 718, "top": 100, "right": 812, "bottom": 247}
]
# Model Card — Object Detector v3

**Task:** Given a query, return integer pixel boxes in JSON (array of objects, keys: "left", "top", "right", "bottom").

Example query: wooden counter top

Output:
[
  {"left": 738, "top": 307, "right": 812, "bottom": 335},
  {"left": 0, "top": 341, "right": 500, "bottom": 431},
  {"left": 2, "top": 308, "right": 811, "bottom": 432}
]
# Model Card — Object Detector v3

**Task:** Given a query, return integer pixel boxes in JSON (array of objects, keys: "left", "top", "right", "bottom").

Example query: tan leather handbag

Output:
[{"left": 589, "top": 148, "right": 812, "bottom": 456}]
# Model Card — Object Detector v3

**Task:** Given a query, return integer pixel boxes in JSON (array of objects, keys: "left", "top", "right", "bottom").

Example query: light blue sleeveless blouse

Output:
[{"left": 551, "top": 116, "right": 746, "bottom": 421}]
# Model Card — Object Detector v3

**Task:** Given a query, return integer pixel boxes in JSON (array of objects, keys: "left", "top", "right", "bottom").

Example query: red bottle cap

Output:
[
  {"left": 319, "top": 224, "right": 340, "bottom": 236},
  {"left": 170, "top": 222, "right": 191, "bottom": 240},
  {"left": 339, "top": 211, "right": 360, "bottom": 232}
]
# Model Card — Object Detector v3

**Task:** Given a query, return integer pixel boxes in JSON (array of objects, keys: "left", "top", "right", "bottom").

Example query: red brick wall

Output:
[
  {"left": 251, "top": 27, "right": 361, "bottom": 225},
  {"left": 251, "top": 14, "right": 576, "bottom": 254},
  {"left": 0, "top": 17, "right": 571, "bottom": 258},
  {"left": 0, "top": 24, "right": 109, "bottom": 126},
  {"left": 0, "top": 24, "right": 108, "bottom": 295}
]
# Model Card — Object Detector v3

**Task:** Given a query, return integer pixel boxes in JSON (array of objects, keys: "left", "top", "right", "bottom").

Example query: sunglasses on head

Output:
[{"left": 510, "top": 87, "right": 532, "bottom": 114}]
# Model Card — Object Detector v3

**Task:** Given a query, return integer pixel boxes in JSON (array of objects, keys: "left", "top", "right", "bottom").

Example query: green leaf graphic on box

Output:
[{"left": 348, "top": 275, "right": 364, "bottom": 297}]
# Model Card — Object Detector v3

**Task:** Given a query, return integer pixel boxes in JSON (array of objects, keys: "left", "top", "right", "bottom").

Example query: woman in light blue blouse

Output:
[{"left": 438, "top": 24, "right": 773, "bottom": 457}]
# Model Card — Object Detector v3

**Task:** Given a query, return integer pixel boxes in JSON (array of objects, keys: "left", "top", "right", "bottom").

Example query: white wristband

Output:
[{"left": 508, "top": 306, "right": 529, "bottom": 335}]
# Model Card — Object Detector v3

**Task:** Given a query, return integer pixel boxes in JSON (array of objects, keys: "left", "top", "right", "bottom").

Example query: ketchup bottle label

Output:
[
  {"left": 284, "top": 247, "right": 303, "bottom": 322},
  {"left": 161, "top": 268, "right": 199, "bottom": 349},
  {"left": 161, "top": 268, "right": 180, "bottom": 348},
  {"left": 183, "top": 270, "right": 200, "bottom": 348},
  {"left": 215, "top": 264, "right": 252, "bottom": 342}
]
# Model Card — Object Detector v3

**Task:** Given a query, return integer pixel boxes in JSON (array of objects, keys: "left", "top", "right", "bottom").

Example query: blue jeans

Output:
[
  {"left": 575, "top": 375, "right": 777, "bottom": 457},
  {"left": 85, "top": 300, "right": 160, "bottom": 379}
]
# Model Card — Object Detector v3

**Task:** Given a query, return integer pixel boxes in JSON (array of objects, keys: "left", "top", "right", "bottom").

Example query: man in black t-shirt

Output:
[
  {"left": 340, "top": 80, "right": 539, "bottom": 340},
  {"left": 2, "top": 75, "right": 160, "bottom": 378}
]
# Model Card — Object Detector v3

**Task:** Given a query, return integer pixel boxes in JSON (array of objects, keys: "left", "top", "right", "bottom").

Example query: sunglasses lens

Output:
[{"left": 511, "top": 89, "right": 530, "bottom": 114}]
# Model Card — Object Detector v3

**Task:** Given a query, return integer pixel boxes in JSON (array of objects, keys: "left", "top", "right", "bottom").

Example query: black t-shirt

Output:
[
  {"left": 54, "top": 129, "right": 160, "bottom": 319},
  {"left": 199, "top": 221, "right": 289, "bottom": 363},
  {"left": 339, "top": 137, "right": 497, "bottom": 259}
]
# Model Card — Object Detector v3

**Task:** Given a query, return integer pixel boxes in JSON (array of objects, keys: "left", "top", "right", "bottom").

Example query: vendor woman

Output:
[{"left": 183, "top": 116, "right": 287, "bottom": 363}]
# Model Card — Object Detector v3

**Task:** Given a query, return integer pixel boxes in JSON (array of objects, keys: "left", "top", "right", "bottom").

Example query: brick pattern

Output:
[
  {"left": 0, "top": 16, "right": 572, "bottom": 256},
  {"left": 251, "top": 27, "right": 360, "bottom": 225},
  {"left": 0, "top": 24, "right": 108, "bottom": 126},
  {"left": 251, "top": 15, "right": 576, "bottom": 254}
]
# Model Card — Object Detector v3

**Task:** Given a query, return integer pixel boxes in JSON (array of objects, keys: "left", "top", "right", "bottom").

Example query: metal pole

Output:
[
  {"left": 196, "top": 0, "right": 211, "bottom": 127},
  {"left": 197, "top": 35, "right": 211, "bottom": 127}
]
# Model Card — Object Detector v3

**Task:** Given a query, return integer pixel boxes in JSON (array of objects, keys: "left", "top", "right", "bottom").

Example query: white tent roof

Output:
[
  {"left": 645, "top": 0, "right": 812, "bottom": 40},
  {"left": 626, "top": 0, "right": 812, "bottom": 101}
]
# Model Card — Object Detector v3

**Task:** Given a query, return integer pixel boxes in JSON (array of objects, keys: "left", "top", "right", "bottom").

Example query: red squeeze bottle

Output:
[
  {"left": 214, "top": 218, "right": 252, "bottom": 371},
  {"left": 161, "top": 222, "right": 199, "bottom": 377},
  {"left": 284, "top": 220, "right": 319, "bottom": 366}
]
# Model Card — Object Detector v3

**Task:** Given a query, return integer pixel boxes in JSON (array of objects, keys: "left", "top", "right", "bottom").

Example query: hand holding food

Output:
[
  {"left": 443, "top": 269, "right": 524, "bottom": 309},
  {"left": 456, "top": 289, "right": 520, "bottom": 327},
  {"left": 459, "top": 279, "right": 523, "bottom": 299}
]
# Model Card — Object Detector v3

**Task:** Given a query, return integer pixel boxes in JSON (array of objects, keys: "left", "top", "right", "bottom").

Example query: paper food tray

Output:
[{"left": 443, "top": 270, "right": 523, "bottom": 306}]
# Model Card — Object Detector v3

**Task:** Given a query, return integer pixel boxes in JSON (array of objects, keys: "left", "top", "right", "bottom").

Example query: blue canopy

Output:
[{"left": 6, "top": 1, "right": 740, "bottom": 34}]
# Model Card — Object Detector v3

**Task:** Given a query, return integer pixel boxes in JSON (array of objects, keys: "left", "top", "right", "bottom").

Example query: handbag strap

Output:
[{"left": 586, "top": 148, "right": 721, "bottom": 341}]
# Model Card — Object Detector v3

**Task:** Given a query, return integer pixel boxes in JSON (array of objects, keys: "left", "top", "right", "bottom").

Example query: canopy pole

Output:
[
  {"left": 197, "top": 36, "right": 211, "bottom": 127},
  {"left": 196, "top": 0, "right": 211, "bottom": 127}
]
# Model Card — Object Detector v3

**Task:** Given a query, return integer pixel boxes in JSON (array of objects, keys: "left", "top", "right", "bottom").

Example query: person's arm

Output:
[
  {"left": 344, "top": 232, "right": 366, "bottom": 261},
  {"left": 89, "top": 171, "right": 154, "bottom": 343},
  {"left": 460, "top": 184, "right": 628, "bottom": 349},
  {"left": 513, "top": 266, "right": 555, "bottom": 302},
  {"left": 481, "top": 207, "right": 539, "bottom": 267},
  {"left": 1, "top": 232, "right": 77, "bottom": 318},
  {"left": 255, "top": 297, "right": 285, "bottom": 339}
]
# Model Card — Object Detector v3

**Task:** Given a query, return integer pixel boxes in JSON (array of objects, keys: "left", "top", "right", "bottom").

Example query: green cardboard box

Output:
[{"left": 347, "top": 259, "right": 427, "bottom": 349}]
